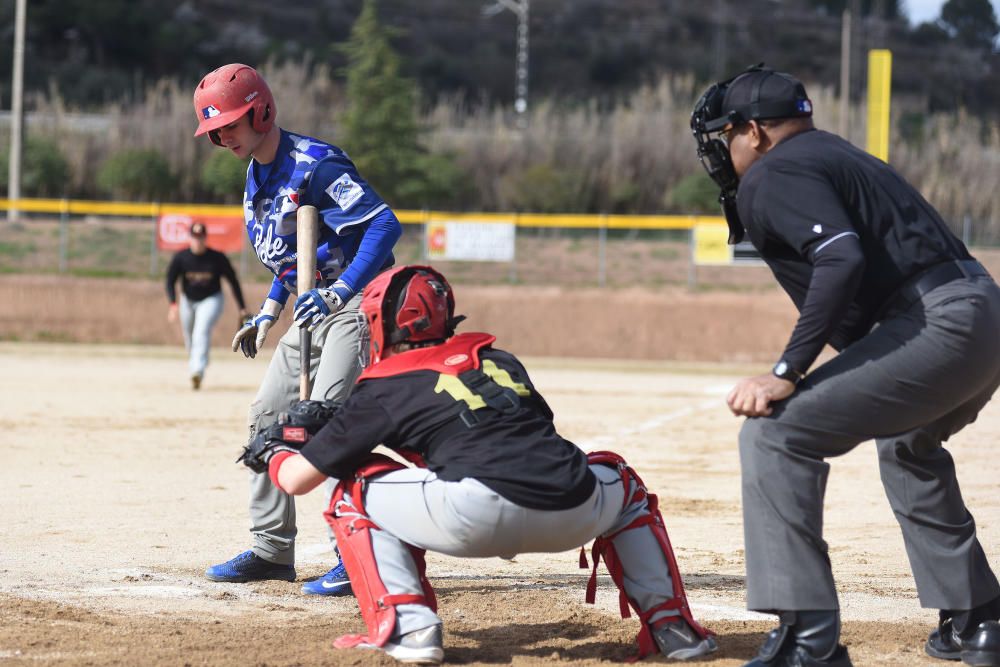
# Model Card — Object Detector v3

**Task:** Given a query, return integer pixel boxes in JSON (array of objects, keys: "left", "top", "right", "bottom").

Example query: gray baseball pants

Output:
[
  {"left": 740, "top": 275, "right": 1000, "bottom": 612},
  {"left": 178, "top": 291, "right": 224, "bottom": 378},
  {"left": 358, "top": 464, "right": 681, "bottom": 637},
  {"left": 248, "top": 293, "right": 365, "bottom": 565}
]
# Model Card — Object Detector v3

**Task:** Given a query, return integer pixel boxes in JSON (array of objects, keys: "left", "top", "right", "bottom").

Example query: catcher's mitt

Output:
[{"left": 237, "top": 399, "right": 342, "bottom": 473}]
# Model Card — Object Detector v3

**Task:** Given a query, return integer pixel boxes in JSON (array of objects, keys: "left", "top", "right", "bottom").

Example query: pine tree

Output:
[{"left": 340, "top": 0, "right": 467, "bottom": 208}]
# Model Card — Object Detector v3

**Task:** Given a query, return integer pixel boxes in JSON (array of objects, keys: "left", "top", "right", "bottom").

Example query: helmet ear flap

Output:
[{"left": 250, "top": 103, "right": 273, "bottom": 133}]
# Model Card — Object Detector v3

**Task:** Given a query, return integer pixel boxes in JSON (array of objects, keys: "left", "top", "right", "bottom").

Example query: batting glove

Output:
[
  {"left": 232, "top": 298, "right": 283, "bottom": 359},
  {"left": 293, "top": 280, "right": 352, "bottom": 332}
]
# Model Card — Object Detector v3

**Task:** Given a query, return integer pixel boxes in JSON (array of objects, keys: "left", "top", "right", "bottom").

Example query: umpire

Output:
[{"left": 691, "top": 65, "right": 1000, "bottom": 667}]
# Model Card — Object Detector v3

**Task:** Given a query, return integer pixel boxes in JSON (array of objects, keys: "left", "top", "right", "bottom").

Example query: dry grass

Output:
[{"left": 23, "top": 59, "right": 1000, "bottom": 239}]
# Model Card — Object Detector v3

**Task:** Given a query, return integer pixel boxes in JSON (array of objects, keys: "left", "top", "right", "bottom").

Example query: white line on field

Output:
[{"left": 577, "top": 398, "right": 720, "bottom": 450}]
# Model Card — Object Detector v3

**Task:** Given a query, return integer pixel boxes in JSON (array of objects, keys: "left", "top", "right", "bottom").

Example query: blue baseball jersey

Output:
[{"left": 243, "top": 129, "right": 401, "bottom": 306}]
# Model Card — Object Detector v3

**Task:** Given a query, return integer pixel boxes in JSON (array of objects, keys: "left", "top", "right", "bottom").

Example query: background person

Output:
[
  {"left": 165, "top": 221, "right": 249, "bottom": 390},
  {"left": 192, "top": 63, "right": 401, "bottom": 596},
  {"left": 691, "top": 65, "right": 1000, "bottom": 667},
  {"left": 238, "top": 265, "right": 717, "bottom": 665}
]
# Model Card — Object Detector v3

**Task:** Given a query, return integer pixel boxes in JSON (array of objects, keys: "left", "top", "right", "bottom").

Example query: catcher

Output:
[{"left": 239, "top": 265, "right": 716, "bottom": 665}]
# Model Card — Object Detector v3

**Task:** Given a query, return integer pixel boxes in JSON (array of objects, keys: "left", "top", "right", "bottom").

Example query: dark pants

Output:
[{"left": 740, "top": 275, "right": 1000, "bottom": 612}]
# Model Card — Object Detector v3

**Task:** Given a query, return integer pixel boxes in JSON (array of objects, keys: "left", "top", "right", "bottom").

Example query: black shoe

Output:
[
  {"left": 743, "top": 611, "right": 852, "bottom": 667},
  {"left": 927, "top": 618, "right": 1000, "bottom": 666}
]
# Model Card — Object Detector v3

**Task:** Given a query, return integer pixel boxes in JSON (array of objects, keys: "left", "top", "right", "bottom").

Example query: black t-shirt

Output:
[
  {"left": 165, "top": 248, "right": 247, "bottom": 308},
  {"left": 736, "top": 129, "right": 971, "bottom": 373},
  {"left": 299, "top": 346, "right": 597, "bottom": 511}
]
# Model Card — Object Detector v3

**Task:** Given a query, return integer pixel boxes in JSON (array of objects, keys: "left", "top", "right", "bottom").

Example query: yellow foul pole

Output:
[{"left": 866, "top": 49, "right": 892, "bottom": 163}]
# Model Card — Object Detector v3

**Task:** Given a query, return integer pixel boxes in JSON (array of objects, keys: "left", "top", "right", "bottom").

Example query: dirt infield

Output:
[{"left": 3, "top": 341, "right": 999, "bottom": 665}]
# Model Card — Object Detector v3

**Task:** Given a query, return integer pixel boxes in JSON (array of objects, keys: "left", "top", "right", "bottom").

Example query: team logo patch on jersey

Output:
[
  {"left": 444, "top": 354, "right": 469, "bottom": 366},
  {"left": 326, "top": 173, "right": 364, "bottom": 212},
  {"left": 202, "top": 105, "right": 220, "bottom": 119}
]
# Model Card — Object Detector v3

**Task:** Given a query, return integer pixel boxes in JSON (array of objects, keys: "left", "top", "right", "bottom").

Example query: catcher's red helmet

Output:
[
  {"left": 193, "top": 64, "right": 275, "bottom": 146},
  {"left": 360, "top": 266, "right": 464, "bottom": 365}
]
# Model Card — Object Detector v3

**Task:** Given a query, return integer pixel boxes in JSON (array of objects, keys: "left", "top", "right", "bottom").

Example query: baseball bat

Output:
[{"left": 296, "top": 205, "right": 320, "bottom": 401}]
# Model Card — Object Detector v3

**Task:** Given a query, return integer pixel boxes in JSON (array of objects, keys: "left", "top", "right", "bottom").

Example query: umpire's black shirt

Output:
[{"left": 736, "top": 128, "right": 971, "bottom": 374}]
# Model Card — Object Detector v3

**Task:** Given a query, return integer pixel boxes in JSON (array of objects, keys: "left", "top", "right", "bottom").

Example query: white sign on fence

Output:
[{"left": 426, "top": 220, "right": 516, "bottom": 262}]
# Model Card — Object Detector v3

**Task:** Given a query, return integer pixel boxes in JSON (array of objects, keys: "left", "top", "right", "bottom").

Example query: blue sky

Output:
[{"left": 905, "top": 0, "right": 1000, "bottom": 25}]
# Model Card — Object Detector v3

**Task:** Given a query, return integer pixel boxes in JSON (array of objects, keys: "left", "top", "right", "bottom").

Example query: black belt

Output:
[{"left": 878, "top": 259, "right": 990, "bottom": 320}]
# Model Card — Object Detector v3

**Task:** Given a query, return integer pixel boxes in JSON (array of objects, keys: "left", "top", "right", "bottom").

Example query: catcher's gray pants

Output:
[
  {"left": 248, "top": 293, "right": 365, "bottom": 565},
  {"left": 741, "top": 275, "right": 1000, "bottom": 612},
  {"left": 360, "top": 464, "right": 681, "bottom": 637},
  {"left": 178, "top": 291, "right": 223, "bottom": 378}
]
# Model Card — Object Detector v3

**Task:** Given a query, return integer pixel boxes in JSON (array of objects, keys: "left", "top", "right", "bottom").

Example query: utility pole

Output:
[
  {"left": 483, "top": 0, "right": 530, "bottom": 130},
  {"left": 7, "top": 0, "right": 26, "bottom": 222},
  {"left": 839, "top": 7, "right": 852, "bottom": 140},
  {"left": 713, "top": 0, "right": 728, "bottom": 79}
]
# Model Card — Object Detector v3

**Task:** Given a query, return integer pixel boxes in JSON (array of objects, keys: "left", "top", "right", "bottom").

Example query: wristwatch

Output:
[{"left": 772, "top": 359, "right": 805, "bottom": 384}]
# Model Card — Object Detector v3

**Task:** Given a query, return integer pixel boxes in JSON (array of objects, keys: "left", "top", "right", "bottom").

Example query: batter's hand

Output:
[
  {"left": 726, "top": 373, "right": 796, "bottom": 417},
  {"left": 167, "top": 303, "right": 178, "bottom": 323},
  {"left": 232, "top": 298, "right": 283, "bottom": 359},
  {"left": 293, "top": 280, "right": 351, "bottom": 332}
]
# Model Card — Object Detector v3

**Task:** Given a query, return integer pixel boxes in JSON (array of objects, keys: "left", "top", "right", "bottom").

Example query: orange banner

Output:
[{"left": 158, "top": 214, "right": 244, "bottom": 252}]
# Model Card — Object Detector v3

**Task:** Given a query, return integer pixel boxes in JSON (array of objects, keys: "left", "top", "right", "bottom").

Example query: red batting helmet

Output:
[
  {"left": 360, "top": 266, "right": 465, "bottom": 365},
  {"left": 193, "top": 64, "right": 275, "bottom": 146}
]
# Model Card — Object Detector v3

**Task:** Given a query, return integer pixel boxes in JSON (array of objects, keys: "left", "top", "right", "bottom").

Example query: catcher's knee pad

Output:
[
  {"left": 324, "top": 453, "right": 436, "bottom": 650},
  {"left": 580, "top": 450, "right": 713, "bottom": 660}
]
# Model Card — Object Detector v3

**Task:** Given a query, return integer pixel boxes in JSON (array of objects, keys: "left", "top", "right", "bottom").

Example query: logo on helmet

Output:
[
  {"left": 797, "top": 99, "right": 813, "bottom": 113},
  {"left": 202, "top": 105, "right": 220, "bottom": 119},
  {"left": 244, "top": 91, "right": 259, "bottom": 103}
]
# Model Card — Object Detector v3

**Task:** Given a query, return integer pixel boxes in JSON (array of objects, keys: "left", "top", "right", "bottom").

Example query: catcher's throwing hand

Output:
[{"left": 726, "top": 374, "right": 796, "bottom": 417}]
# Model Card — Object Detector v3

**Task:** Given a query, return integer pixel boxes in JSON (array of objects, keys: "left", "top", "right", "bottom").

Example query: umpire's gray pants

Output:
[
  {"left": 360, "top": 465, "right": 680, "bottom": 637},
  {"left": 741, "top": 275, "right": 1000, "bottom": 612},
  {"left": 247, "top": 293, "right": 365, "bottom": 565}
]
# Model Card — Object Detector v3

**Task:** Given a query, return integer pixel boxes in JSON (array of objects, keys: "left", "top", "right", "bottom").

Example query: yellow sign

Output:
[
  {"left": 693, "top": 224, "right": 732, "bottom": 265},
  {"left": 866, "top": 49, "right": 892, "bottom": 163}
]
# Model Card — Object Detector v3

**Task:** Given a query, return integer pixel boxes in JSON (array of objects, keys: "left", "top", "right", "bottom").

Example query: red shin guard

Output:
[
  {"left": 324, "top": 453, "right": 436, "bottom": 650},
  {"left": 580, "top": 450, "right": 713, "bottom": 661}
]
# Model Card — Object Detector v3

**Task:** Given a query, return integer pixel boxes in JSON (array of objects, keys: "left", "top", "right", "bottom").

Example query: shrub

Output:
[
  {"left": 0, "top": 136, "right": 71, "bottom": 197},
  {"left": 665, "top": 171, "right": 720, "bottom": 214},
  {"left": 96, "top": 148, "right": 177, "bottom": 200},
  {"left": 500, "top": 163, "right": 587, "bottom": 213},
  {"left": 200, "top": 150, "right": 249, "bottom": 202}
]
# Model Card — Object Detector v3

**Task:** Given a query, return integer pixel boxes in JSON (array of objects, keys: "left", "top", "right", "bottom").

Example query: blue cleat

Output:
[
  {"left": 301, "top": 560, "right": 354, "bottom": 596},
  {"left": 204, "top": 550, "right": 296, "bottom": 583}
]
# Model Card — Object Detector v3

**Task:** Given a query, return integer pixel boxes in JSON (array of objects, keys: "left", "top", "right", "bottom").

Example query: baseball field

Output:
[{"left": 3, "top": 322, "right": 1000, "bottom": 665}]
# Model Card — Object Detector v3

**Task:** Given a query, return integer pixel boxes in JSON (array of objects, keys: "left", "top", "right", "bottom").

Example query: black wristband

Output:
[{"left": 772, "top": 359, "right": 804, "bottom": 384}]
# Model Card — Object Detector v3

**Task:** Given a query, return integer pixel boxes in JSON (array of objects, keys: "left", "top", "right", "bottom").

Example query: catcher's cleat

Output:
[
  {"left": 927, "top": 619, "right": 1000, "bottom": 666},
  {"left": 301, "top": 560, "right": 354, "bottom": 596},
  {"left": 651, "top": 618, "right": 719, "bottom": 661},
  {"left": 204, "top": 550, "right": 296, "bottom": 583},
  {"left": 360, "top": 624, "right": 444, "bottom": 665}
]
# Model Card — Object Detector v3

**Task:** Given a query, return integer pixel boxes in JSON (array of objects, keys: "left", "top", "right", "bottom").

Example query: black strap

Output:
[{"left": 454, "top": 368, "right": 520, "bottom": 429}]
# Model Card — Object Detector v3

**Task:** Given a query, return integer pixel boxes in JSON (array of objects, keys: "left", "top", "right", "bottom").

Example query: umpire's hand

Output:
[{"left": 727, "top": 374, "right": 796, "bottom": 417}]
